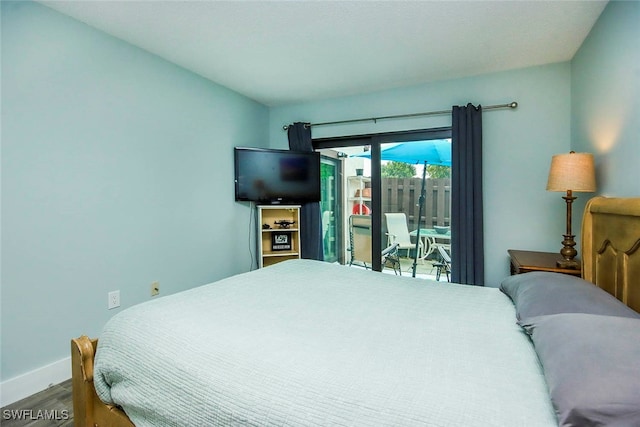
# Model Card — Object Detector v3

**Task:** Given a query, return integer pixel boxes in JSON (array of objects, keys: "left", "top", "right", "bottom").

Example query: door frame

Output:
[{"left": 313, "top": 127, "right": 451, "bottom": 272}]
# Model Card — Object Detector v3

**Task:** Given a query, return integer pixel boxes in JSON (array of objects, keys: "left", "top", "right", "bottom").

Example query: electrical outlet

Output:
[
  {"left": 108, "top": 290, "right": 120, "bottom": 310},
  {"left": 151, "top": 281, "right": 160, "bottom": 296}
]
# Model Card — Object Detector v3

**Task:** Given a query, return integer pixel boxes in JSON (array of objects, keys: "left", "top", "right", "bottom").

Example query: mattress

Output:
[{"left": 94, "top": 259, "right": 557, "bottom": 426}]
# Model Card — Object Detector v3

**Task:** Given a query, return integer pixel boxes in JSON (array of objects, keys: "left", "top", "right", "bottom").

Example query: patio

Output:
[
  {"left": 349, "top": 255, "right": 446, "bottom": 281},
  {"left": 392, "top": 257, "right": 446, "bottom": 281},
  {"left": 321, "top": 141, "right": 452, "bottom": 278},
  {"left": 344, "top": 176, "right": 451, "bottom": 278}
]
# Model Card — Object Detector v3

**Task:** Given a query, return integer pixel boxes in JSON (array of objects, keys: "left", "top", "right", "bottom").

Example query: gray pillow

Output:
[
  {"left": 500, "top": 272, "right": 640, "bottom": 320},
  {"left": 519, "top": 314, "right": 640, "bottom": 426}
]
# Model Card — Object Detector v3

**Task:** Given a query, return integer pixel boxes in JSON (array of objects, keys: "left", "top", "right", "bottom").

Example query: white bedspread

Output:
[{"left": 94, "top": 259, "right": 557, "bottom": 426}]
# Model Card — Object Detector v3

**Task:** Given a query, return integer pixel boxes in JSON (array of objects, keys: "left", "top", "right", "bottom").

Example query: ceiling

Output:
[{"left": 40, "top": 1, "right": 608, "bottom": 107}]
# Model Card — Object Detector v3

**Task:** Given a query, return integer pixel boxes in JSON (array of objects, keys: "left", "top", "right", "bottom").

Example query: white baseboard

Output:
[{"left": 0, "top": 357, "right": 71, "bottom": 407}]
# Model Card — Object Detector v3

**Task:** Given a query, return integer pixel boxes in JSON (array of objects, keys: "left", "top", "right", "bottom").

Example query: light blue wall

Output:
[
  {"left": 3, "top": 0, "right": 635, "bottom": 388},
  {"left": 1, "top": 1, "right": 267, "bottom": 381},
  {"left": 571, "top": 0, "right": 640, "bottom": 198},
  {"left": 270, "top": 63, "right": 572, "bottom": 287}
]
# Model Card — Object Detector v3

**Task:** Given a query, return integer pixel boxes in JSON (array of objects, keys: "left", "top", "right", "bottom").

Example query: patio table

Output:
[{"left": 410, "top": 228, "right": 451, "bottom": 259}]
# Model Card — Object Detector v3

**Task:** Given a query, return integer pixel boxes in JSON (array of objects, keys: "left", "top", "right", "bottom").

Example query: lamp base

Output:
[{"left": 557, "top": 232, "right": 579, "bottom": 269}]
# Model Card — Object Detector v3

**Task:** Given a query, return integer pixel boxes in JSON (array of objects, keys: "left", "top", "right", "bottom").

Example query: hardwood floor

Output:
[{"left": 1, "top": 380, "right": 73, "bottom": 427}]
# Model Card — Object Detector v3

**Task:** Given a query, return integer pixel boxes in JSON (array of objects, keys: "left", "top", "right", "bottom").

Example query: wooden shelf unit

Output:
[{"left": 257, "top": 205, "right": 301, "bottom": 268}]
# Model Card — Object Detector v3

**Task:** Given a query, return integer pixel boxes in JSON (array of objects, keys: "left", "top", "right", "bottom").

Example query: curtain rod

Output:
[{"left": 282, "top": 101, "right": 518, "bottom": 131}]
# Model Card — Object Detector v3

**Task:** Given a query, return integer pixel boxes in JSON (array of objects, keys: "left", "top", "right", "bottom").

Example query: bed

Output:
[{"left": 71, "top": 196, "right": 640, "bottom": 427}]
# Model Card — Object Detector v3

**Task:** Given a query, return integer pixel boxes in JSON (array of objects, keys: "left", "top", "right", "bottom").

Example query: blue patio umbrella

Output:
[
  {"left": 352, "top": 139, "right": 452, "bottom": 277},
  {"left": 353, "top": 139, "right": 452, "bottom": 166}
]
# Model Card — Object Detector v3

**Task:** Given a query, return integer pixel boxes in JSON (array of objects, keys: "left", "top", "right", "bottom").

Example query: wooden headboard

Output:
[{"left": 582, "top": 197, "right": 640, "bottom": 312}]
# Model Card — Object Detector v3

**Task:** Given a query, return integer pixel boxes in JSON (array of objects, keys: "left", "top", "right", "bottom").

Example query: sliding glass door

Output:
[
  {"left": 320, "top": 156, "right": 340, "bottom": 263},
  {"left": 379, "top": 140, "right": 451, "bottom": 278},
  {"left": 314, "top": 128, "right": 451, "bottom": 277}
]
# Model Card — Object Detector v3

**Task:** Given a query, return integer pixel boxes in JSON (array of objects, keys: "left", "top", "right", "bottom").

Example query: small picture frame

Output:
[{"left": 271, "top": 232, "right": 292, "bottom": 251}]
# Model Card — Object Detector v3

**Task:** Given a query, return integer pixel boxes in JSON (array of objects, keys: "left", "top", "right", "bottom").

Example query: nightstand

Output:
[{"left": 508, "top": 249, "right": 582, "bottom": 277}]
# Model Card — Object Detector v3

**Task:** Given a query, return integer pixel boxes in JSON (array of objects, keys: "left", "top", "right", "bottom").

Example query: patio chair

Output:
[
  {"left": 382, "top": 243, "right": 401, "bottom": 275},
  {"left": 384, "top": 213, "right": 424, "bottom": 259},
  {"left": 348, "top": 215, "right": 372, "bottom": 268},
  {"left": 348, "top": 215, "right": 402, "bottom": 275},
  {"left": 433, "top": 244, "right": 451, "bottom": 282}
]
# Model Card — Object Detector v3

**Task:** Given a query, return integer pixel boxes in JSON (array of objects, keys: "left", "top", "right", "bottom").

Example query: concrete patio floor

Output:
[{"left": 348, "top": 256, "right": 449, "bottom": 282}]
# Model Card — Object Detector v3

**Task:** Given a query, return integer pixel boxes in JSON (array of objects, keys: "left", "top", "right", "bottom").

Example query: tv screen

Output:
[{"left": 234, "top": 147, "right": 321, "bottom": 204}]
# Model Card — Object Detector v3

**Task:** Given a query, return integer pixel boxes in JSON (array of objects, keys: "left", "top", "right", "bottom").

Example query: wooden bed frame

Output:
[
  {"left": 582, "top": 197, "right": 640, "bottom": 312},
  {"left": 70, "top": 196, "right": 640, "bottom": 427},
  {"left": 71, "top": 336, "right": 134, "bottom": 427}
]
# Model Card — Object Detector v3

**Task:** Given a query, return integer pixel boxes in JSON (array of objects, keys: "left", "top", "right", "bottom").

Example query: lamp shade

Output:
[{"left": 546, "top": 152, "right": 596, "bottom": 192}]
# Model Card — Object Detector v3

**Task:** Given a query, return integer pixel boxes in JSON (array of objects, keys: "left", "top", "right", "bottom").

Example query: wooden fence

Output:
[{"left": 382, "top": 177, "right": 451, "bottom": 231}]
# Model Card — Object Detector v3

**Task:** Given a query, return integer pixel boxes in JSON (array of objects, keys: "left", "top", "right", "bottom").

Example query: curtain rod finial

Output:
[{"left": 509, "top": 101, "right": 518, "bottom": 109}]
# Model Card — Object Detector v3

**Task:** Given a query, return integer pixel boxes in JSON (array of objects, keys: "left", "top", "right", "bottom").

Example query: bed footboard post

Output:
[
  {"left": 71, "top": 336, "right": 135, "bottom": 427},
  {"left": 71, "top": 335, "right": 97, "bottom": 427}
]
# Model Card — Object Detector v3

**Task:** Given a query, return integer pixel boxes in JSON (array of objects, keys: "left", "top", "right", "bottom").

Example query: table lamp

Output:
[{"left": 546, "top": 151, "right": 596, "bottom": 268}]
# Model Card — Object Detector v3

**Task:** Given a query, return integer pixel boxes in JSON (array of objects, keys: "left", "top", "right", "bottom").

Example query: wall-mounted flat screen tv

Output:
[{"left": 234, "top": 147, "right": 321, "bottom": 204}]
